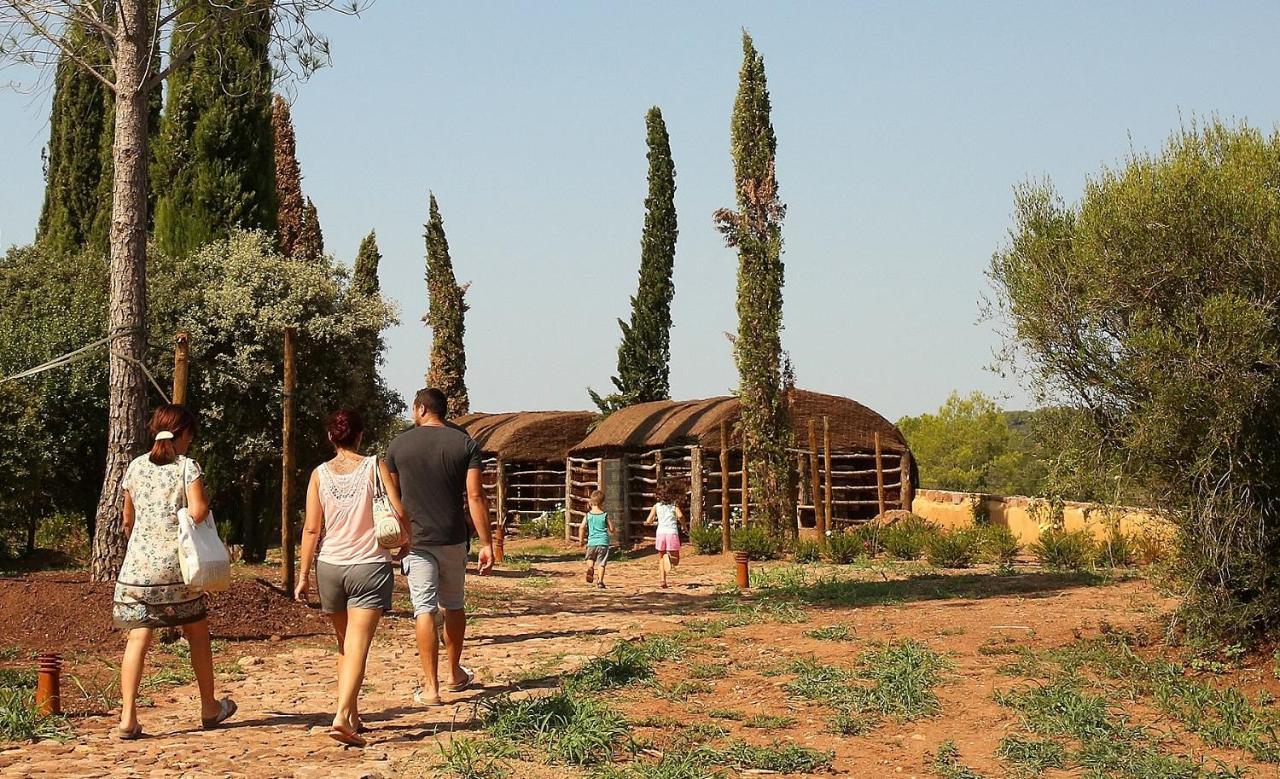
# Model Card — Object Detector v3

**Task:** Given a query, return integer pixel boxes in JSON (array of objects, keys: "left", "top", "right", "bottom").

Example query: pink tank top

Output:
[{"left": 316, "top": 457, "right": 392, "bottom": 566}]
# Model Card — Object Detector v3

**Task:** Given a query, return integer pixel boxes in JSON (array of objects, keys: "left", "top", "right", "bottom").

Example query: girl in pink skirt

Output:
[{"left": 645, "top": 479, "right": 686, "bottom": 589}]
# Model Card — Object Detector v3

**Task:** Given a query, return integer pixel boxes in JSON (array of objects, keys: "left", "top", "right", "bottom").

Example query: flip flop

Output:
[
  {"left": 412, "top": 687, "right": 441, "bottom": 706},
  {"left": 585, "top": 567, "right": 595, "bottom": 583},
  {"left": 200, "top": 698, "right": 238, "bottom": 730},
  {"left": 328, "top": 722, "right": 367, "bottom": 748},
  {"left": 115, "top": 724, "right": 143, "bottom": 741},
  {"left": 446, "top": 666, "right": 475, "bottom": 693}
]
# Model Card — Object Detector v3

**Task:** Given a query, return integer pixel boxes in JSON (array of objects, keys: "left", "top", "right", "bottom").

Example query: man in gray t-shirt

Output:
[{"left": 385, "top": 388, "right": 493, "bottom": 706}]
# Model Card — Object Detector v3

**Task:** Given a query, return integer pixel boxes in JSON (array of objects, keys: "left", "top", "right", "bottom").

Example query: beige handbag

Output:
[{"left": 372, "top": 458, "right": 403, "bottom": 549}]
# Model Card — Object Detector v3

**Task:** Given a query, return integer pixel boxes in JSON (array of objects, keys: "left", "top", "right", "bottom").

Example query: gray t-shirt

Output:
[{"left": 385, "top": 424, "right": 483, "bottom": 548}]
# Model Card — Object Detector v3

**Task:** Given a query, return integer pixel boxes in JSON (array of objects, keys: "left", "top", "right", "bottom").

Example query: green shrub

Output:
[
  {"left": 731, "top": 525, "right": 783, "bottom": 561},
  {"left": 568, "top": 640, "right": 654, "bottom": 692},
  {"left": 925, "top": 528, "right": 980, "bottom": 568},
  {"left": 690, "top": 523, "right": 723, "bottom": 555},
  {"left": 523, "top": 508, "right": 566, "bottom": 539},
  {"left": 853, "top": 523, "right": 884, "bottom": 556},
  {"left": 1097, "top": 528, "right": 1135, "bottom": 568},
  {"left": 481, "top": 688, "right": 627, "bottom": 765},
  {"left": 0, "top": 687, "right": 72, "bottom": 743},
  {"left": 825, "top": 528, "right": 864, "bottom": 564},
  {"left": 792, "top": 537, "right": 822, "bottom": 563},
  {"left": 977, "top": 525, "right": 1022, "bottom": 566},
  {"left": 1030, "top": 528, "right": 1096, "bottom": 571},
  {"left": 881, "top": 514, "right": 938, "bottom": 560}
]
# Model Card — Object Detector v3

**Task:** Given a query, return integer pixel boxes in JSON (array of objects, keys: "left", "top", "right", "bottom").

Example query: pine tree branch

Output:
[{"left": 2, "top": 3, "right": 116, "bottom": 91}]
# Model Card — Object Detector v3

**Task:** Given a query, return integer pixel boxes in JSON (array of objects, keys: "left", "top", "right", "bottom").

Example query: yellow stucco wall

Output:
[{"left": 910, "top": 489, "right": 1167, "bottom": 544}]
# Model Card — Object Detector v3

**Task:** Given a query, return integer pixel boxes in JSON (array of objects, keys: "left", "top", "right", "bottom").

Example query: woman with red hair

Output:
[
  {"left": 113, "top": 404, "right": 236, "bottom": 739},
  {"left": 296, "top": 408, "right": 407, "bottom": 746}
]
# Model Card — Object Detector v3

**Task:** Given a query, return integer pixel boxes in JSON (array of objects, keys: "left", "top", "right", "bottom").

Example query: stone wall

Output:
[{"left": 910, "top": 489, "right": 1167, "bottom": 544}]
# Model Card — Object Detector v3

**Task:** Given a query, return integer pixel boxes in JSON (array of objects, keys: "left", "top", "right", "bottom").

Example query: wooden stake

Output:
[
  {"left": 900, "top": 450, "right": 915, "bottom": 510},
  {"left": 172, "top": 331, "right": 190, "bottom": 406},
  {"left": 495, "top": 458, "right": 506, "bottom": 562},
  {"left": 720, "top": 423, "right": 730, "bottom": 554},
  {"left": 690, "top": 445, "right": 704, "bottom": 530},
  {"left": 741, "top": 449, "right": 750, "bottom": 526},
  {"left": 565, "top": 457, "right": 575, "bottom": 543},
  {"left": 281, "top": 327, "right": 297, "bottom": 594},
  {"left": 874, "top": 431, "right": 886, "bottom": 517},
  {"left": 822, "top": 416, "right": 833, "bottom": 533},
  {"left": 807, "top": 418, "right": 821, "bottom": 531}
]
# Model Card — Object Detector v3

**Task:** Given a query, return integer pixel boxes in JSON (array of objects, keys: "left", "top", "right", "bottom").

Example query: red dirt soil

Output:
[{"left": 0, "top": 569, "right": 328, "bottom": 656}]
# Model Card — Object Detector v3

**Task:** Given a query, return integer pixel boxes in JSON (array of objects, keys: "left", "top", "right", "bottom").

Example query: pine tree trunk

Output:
[{"left": 89, "top": 0, "right": 154, "bottom": 582}]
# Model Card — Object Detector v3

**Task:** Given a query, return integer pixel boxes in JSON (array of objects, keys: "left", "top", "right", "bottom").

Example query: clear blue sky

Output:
[{"left": 3, "top": 2, "right": 1278, "bottom": 420}]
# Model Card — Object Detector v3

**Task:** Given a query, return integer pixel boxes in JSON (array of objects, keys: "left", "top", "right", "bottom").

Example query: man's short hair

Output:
[{"left": 414, "top": 387, "right": 448, "bottom": 418}]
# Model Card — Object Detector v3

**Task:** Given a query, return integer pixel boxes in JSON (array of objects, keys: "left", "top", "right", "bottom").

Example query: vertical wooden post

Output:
[
  {"left": 690, "top": 446, "right": 704, "bottom": 530},
  {"left": 807, "top": 418, "right": 822, "bottom": 531},
  {"left": 281, "top": 327, "right": 297, "bottom": 594},
  {"left": 172, "top": 331, "right": 190, "bottom": 406},
  {"left": 741, "top": 450, "right": 750, "bottom": 526},
  {"left": 900, "top": 450, "right": 915, "bottom": 511},
  {"left": 822, "top": 416, "right": 833, "bottom": 533},
  {"left": 494, "top": 458, "right": 506, "bottom": 562},
  {"left": 874, "top": 431, "right": 886, "bottom": 517},
  {"left": 720, "top": 423, "right": 731, "bottom": 554},
  {"left": 564, "top": 457, "right": 575, "bottom": 542},
  {"left": 654, "top": 449, "right": 664, "bottom": 493},
  {"left": 616, "top": 456, "right": 632, "bottom": 547}
]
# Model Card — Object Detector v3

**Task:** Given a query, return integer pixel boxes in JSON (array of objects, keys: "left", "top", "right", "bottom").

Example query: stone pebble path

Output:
[{"left": 0, "top": 555, "right": 718, "bottom": 778}]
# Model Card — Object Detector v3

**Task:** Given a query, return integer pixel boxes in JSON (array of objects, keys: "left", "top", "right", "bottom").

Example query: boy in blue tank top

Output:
[{"left": 578, "top": 490, "right": 612, "bottom": 588}]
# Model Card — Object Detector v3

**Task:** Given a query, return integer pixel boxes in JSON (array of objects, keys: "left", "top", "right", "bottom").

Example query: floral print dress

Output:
[{"left": 112, "top": 455, "right": 209, "bottom": 629}]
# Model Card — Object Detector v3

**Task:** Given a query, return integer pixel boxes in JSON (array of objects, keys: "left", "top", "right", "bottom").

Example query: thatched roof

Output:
[
  {"left": 570, "top": 389, "right": 909, "bottom": 456},
  {"left": 453, "top": 411, "right": 596, "bottom": 462}
]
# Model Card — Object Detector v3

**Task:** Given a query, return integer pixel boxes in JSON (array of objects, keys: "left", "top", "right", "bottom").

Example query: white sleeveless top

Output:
[
  {"left": 655, "top": 502, "right": 680, "bottom": 535},
  {"left": 315, "top": 456, "right": 391, "bottom": 566}
]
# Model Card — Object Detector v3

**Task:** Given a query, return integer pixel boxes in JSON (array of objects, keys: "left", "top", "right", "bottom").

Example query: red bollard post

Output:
[
  {"left": 35, "top": 654, "right": 61, "bottom": 716},
  {"left": 734, "top": 552, "right": 750, "bottom": 589},
  {"left": 494, "top": 520, "right": 505, "bottom": 564}
]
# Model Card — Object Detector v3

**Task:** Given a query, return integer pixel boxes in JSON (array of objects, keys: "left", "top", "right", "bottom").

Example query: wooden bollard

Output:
[
  {"left": 494, "top": 519, "right": 506, "bottom": 563},
  {"left": 35, "top": 654, "right": 61, "bottom": 716},
  {"left": 734, "top": 551, "right": 750, "bottom": 589}
]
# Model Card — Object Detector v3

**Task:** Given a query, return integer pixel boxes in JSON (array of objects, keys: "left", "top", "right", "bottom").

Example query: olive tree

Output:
[
  {"left": 0, "top": 0, "right": 366, "bottom": 580},
  {"left": 989, "top": 120, "right": 1280, "bottom": 643}
]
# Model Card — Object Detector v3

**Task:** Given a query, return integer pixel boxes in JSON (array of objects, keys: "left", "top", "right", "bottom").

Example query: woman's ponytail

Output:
[{"left": 148, "top": 404, "right": 197, "bottom": 465}]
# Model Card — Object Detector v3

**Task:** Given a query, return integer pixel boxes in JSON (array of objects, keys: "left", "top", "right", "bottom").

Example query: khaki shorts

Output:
[{"left": 316, "top": 561, "right": 394, "bottom": 614}]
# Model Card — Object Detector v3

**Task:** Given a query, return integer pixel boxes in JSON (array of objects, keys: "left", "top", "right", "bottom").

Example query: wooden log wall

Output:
[{"left": 565, "top": 456, "right": 602, "bottom": 538}]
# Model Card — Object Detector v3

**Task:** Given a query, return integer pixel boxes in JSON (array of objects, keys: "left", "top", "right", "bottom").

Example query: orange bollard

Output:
[
  {"left": 734, "top": 552, "right": 750, "bottom": 589},
  {"left": 35, "top": 654, "right": 61, "bottom": 716}
]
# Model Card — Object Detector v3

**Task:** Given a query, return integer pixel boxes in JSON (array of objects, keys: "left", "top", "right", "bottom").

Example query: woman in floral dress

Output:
[{"left": 113, "top": 404, "right": 236, "bottom": 739}]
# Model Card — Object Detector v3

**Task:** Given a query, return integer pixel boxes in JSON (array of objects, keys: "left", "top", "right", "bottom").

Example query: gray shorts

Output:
[
  {"left": 316, "top": 561, "right": 394, "bottom": 614},
  {"left": 402, "top": 544, "right": 467, "bottom": 617},
  {"left": 585, "top": 545, "right": 610, "bottom": 566}
]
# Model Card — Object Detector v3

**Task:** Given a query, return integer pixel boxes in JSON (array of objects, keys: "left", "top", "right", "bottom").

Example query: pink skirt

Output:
[{"left": 655, "top": 532, "right": 681, "bottom": 552}]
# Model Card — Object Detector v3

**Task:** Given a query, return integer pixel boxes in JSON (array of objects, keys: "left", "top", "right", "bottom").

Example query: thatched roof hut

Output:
[
  {"left": 570, "top": 389, "right": 908, "bottom": 457},
  {"left": 454, "top": 411, "right": 595, "bottom": 463}
]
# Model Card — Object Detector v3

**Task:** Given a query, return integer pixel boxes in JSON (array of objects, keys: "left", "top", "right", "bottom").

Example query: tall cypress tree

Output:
[
  {"left": 424, "top": 193, "right": 470, "bottom": 415},
  {"left": 352, "top": 230, "right": 381, "bottom": 296},
  {"left": 591, "top": 106, "right": 679, "bottom": 413},
  {"left": 714, "top": 32, "right": 792, "bottom": 538},
  {"left": 348, "top": 230, "right": 383, "bottom": 417},
  {"left": 153, "top": 0, "right": 276, "bottom": 257},
  {"left": 37, "top": 21, "right": 112, "bottom": 255},
  {"left": 272, "top": 94, "right": 306, "bottom": 259},
  {"left": 297, "top": 197, "right": 325, "bottom": 261}
]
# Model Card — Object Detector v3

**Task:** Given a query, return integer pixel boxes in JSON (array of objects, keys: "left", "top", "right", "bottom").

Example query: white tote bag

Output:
[
  {"left": 176, "top": 458, "right": 231, "bottom": 592},
  {"left": 372, "top": 458, "right": 403, "bottom": 549}
]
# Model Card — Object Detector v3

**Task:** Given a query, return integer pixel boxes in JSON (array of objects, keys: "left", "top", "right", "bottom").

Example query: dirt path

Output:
[
  {"left": 3, "top": 540, "right": 1267, "bottom": 778},
  {"left": 0, "top": 544, "right": 716, "bottom": 778}
]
